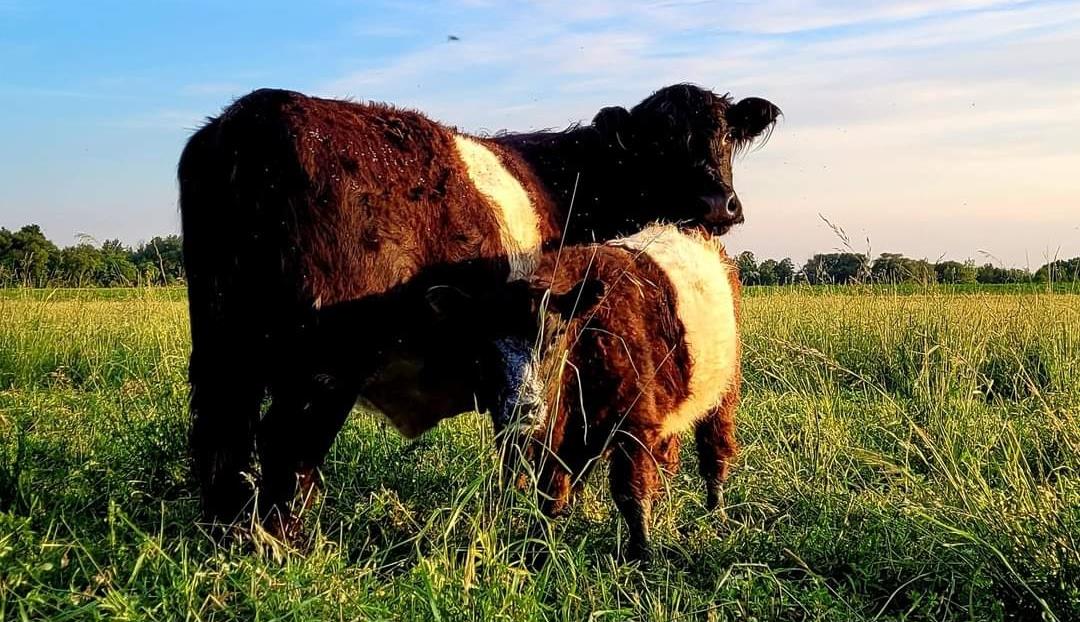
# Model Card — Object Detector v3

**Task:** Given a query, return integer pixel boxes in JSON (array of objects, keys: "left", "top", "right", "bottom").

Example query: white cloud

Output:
[{"left": 100, "top": 109, "right": 206, "bottom": 131}]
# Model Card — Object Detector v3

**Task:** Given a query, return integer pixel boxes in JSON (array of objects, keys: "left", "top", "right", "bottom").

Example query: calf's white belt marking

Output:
[{"left": 614, "top": 225, "right": 739, "bottom": 437}]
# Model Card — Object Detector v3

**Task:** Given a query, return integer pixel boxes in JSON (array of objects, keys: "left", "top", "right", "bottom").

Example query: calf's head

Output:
[
  {"left": 592, "top": 83, "right": 780, "bottom": 234},
  {"left": 406, "top": 281, "right": 543, "bottom": 423},
  {"left": 431, "top": 261, "right": 610, "bottom": 435},
  {"left": 413, "top": 275, "right": 568, "bottom": 435}
]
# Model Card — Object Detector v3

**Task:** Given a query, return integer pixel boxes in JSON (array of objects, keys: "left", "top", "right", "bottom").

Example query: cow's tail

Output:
[
  {"left": 180, "top": 89, "right": 323, "bottom": 528},
  {"left": 179, "top": 105, "right": 272, "bottom": 527}
]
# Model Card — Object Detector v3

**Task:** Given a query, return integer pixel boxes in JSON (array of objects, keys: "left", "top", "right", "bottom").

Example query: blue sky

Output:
[{"left": 1, "top": 0, "right": 1077, "bottom": 267}]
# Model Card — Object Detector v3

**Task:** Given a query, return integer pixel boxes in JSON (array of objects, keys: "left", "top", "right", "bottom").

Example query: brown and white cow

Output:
[
  {"left": 464, "top": 224, "right": 742, "bottom": 562},
  {"left": 179, "top": 85, "right": 775, "bottom": 536}
]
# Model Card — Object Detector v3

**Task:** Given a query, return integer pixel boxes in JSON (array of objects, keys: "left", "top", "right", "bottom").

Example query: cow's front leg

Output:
[{"left": 695, "top": 395, "right": 739, "bottom": 511}]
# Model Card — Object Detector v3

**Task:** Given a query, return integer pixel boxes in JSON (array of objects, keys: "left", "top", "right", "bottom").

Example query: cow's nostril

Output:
[{"left": 725, "top": 194, "right": 742, "bottom": 216}]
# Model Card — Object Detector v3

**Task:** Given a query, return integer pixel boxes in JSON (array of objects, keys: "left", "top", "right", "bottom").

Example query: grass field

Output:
[{"left": 0, "top": 287, "right": 1077, "bottom": 620}]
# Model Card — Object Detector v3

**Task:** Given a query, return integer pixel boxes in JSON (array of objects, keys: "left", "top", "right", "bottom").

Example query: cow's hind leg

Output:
[
  {"left": 694, "top": 391, "right": 739, "bottom": 511},
  {"left": 189, "top": 348, "right": 264, "bottom": 531},
  {"left": 257, "top": 372, "right": 358, "bottom": 541}
]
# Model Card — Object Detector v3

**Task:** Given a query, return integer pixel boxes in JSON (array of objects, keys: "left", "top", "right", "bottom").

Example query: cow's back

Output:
[{"left": 182, "top": 88, "right": 561, "bottom": 310}]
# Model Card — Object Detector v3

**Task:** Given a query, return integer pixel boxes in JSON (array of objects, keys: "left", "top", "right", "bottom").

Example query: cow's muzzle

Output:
[{"left": 701, "top": 191, "right": 744, "bottom": 233}]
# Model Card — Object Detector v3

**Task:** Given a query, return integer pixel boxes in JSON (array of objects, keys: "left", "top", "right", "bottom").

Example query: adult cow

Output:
[{"left": 178, "top": 83, "right": 779, "bottom": 535}]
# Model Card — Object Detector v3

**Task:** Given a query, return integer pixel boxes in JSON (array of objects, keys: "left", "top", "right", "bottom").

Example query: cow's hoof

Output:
[{"left": 262, "top": 511, "right": 305, "bottom": 545}]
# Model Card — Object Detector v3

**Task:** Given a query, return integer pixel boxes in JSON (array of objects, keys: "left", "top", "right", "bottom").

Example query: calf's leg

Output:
[
  {"left": 541, "top": 472, "right": 574, "bottom": 518},
  {"left": 608, "top": 439, "right": 662, "bottom": 563},
  {"left": 535, "top": 449, "right": 574, "bottom": 518},
  {"left": 694, "top": 390, "right": 739, "bottom": 510},
  {"left": 655, "top": 434, "right": 681, "bottom": 479}
]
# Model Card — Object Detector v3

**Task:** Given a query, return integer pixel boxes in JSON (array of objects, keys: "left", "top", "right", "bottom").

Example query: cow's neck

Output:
[{"left": 495, "top": 127, "right": 626, "bottom": 244}]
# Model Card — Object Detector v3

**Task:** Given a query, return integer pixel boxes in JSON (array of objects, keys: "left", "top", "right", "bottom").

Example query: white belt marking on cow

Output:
[
  {"left": 453, "top": 135, "right": 541, "bottom": 280},
  {"left": 613, "top": 224, "right": 739, "bottom": 438}
]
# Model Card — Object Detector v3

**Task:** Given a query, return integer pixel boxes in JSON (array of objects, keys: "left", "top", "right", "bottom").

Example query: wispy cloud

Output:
[{"left": 685, "top": 0, "right": 1034, "bottom": 34}]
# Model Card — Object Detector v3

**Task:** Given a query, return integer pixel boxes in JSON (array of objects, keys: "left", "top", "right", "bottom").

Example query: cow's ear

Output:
[
  {"left": 544, "top": 277, "right": 606, "bottom": 320},
  {"left": 592, "top": 106, "right": 633, "bottom": 148},
  {"left": 726, "top": 97, "right": 781, "bottom": 143}
]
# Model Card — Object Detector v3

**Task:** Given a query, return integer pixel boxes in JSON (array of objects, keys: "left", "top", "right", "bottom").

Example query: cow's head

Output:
[
  {"left": 592, "top": 83, "right": 780, "bottom": 234},
  {"left": 335, "top": 265, "right": 539, "bottom": 438}
]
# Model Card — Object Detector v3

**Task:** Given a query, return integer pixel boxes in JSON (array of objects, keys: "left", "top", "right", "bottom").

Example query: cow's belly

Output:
[{"left": 359, "top": 356, "right": 477, "bottom": 439}]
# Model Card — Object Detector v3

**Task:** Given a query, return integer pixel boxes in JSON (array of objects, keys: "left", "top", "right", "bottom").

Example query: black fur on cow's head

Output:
[{"left": 591, "top": 83, "right": 781, "bottom": 235}]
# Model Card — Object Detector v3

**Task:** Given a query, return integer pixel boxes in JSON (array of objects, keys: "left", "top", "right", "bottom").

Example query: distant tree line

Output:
[
  {"left": 2, "top": 223, "right": 1078, "bottom": 287},
  {"left": 0, "top": 224, "right": 183, "bottom": 287},
  {"left": 735, "top": 251, "right": 1080, "bottom": 286}
]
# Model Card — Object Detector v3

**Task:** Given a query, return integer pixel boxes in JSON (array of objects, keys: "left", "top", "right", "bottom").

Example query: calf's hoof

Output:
[
  {"left": 705, "top": 481, "right": 725, "bottom": 512},
  {"left": 621, "top": 539, "right": 653, "bottom": 566},
  {"left": 542, "top": 497, "right": 573, "bottom": 519}
]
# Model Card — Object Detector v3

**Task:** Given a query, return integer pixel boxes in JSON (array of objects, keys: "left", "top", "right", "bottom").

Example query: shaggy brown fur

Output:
[
  {"left": 179, "top": 85, "right": 774, "bottom": 536},
  {"left": 492, "top": 229, "right": 743, "bottom": 561}
]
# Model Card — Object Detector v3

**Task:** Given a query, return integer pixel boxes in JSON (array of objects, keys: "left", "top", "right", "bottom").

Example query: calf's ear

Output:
[
  {"left": 424, "top": 285, "right": 473, "bottom": 320},
  {"left": 544, "top": 277, "right": 607, "bottom": 320},
  {"left": 726, "top": 97, "right": 781, "bottom": 143},
  {"left": 592, "top": 106, "right": 633, "bottom": 148}
]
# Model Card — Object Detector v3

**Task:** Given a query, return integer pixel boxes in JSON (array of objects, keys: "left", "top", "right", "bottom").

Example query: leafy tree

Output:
[
  {"left": 871, "top": 253, "right": 908, "bottom": 283},
  {"left": 734, "top": 254, "right": 794, "bottom": 286},
  {"left": 802, "top": 253, "right": 869, "bottom": 284},
  {"left": 131, "top": 235, "right": 184, "bottom": 284},
  {"left": 97, "top": 239, "right": 138, "bottom": 286},
  {"left": 775, "top": 258, "right": 795, "bottom": 285},
  {"left": 5, "top": 221, "right": 1073, "bottom": 290},
  {"left": 935, "top": 260, "right": 977, "bottom": 284},
  {"left": 56, "top": 244, "right": 106, "bottom": 286},
  {"left": 976, "top": 263, "right": 1007, "bottom": 284},
  {"left": 0, "top": 225, "right": 59, "bottom": 286},
  {"left": 976, "top": 263, "right": 1032, "bottom": 284},
  {"left": 757, "top": 259, "right": 779, "bottom": 286},
  {"left": 906, "top": 259, "right": 937, "bottom": 285},
  {"left": 1035, "top": 258, "right": 1080, "bottom": 282},
  {"left": 736, "top": 251, "right": 759, "bottom": 285},
  {"left": 870, "top": 252, "right": 983, "bottom": 285}
]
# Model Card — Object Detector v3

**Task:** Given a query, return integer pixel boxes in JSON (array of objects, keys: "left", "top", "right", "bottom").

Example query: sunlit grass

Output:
[{"left": 0, "top": 287, "right": 1077, "bottom": 620}]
